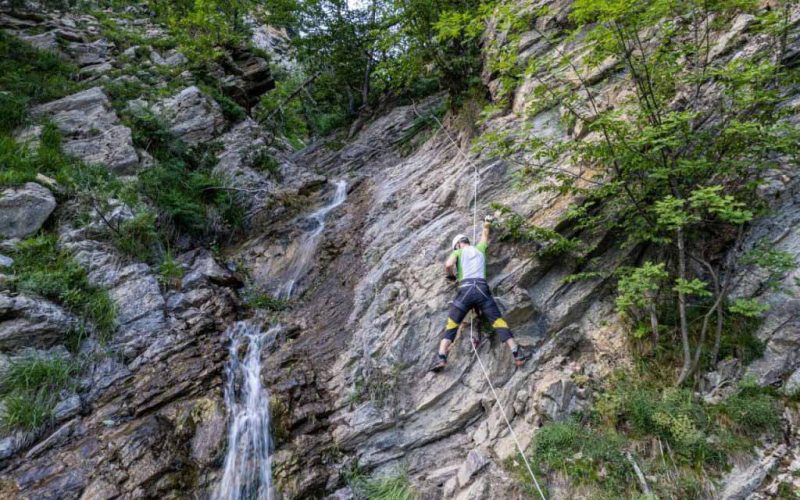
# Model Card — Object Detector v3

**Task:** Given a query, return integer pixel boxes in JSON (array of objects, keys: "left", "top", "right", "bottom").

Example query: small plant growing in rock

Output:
[
  {"left": 250, "top": 148, "right": 283, "bottom": 181},
  {"left": 346, "top": 465, "right": 418, "bottom": 500},
  {"left": 241, "top": 286, "right": 288, "bottom": 311},
  {"left": 157, "top": 250, "right": 185, "bottom": 289},
  {"left": 0, "top": 355, "right": 79, "bottom": 431},
  {"left": 12, "top": 233, "right": 116, "bottom": 341}
]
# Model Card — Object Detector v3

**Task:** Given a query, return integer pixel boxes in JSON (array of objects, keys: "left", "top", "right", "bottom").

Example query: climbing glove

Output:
[{"left": 483, "top": 214, "right": 495, "bottom": 228}]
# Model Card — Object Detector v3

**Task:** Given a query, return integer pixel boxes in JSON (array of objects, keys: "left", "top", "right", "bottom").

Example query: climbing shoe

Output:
[
  {"left": 430, "top": 353, "right": 448, "bottom": 373},
  {"left": 512, "top": 346, "right": 532, "bottom": 367}
]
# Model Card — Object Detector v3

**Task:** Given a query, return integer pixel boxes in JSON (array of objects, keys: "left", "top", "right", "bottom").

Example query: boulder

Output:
[
  {"left": 65, "top": 38, "right": 111, "bottom": 67},
  {"left": 0, "top": 182, "right": 56, "bottom": 239},
  {"left": 0, "top": 293, "right": 79, "bottom": 352},
  {"left": 178, "top": 248, "right": 240, "bottom": 289},
  {"left": 29, "top": 87, "right": 139, "bottom": 174},
  {"left": 152, "top": 86, "right": 226, "bottom": 144},
  {"left": 219, "top": 47, "right": 274, "bottom": 110},
  {"left": 18, "top": 31, "right": 59, "bottom": 52}
]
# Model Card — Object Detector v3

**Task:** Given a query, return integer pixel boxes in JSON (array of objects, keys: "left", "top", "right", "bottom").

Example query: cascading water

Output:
[
  {"left": 214, "top": 322, "right": 278, "bottom": 500},
  {"left": 215, "top": 181, "right": 346, "bottom": 499},
  {"left": 277, "top": 180, "right": 347, "bottom": 299}
]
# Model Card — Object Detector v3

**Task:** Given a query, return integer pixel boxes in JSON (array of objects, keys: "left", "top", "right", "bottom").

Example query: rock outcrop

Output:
[
  {"left": 0, "top": 182, "right": 56, "bottom": 239},
  {"left": 27, "top": 87, "right": 140, "bottom": 174},
  {"left": 151, "top": 86, "right": 226, "bottom": 145},
  {"left": 0, "top": 293, "right": 79, "bottom": 352}
]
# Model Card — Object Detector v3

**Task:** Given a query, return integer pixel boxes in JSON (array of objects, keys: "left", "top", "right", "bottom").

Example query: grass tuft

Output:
[
  {"left": 348, "top": 469, "right": 418, "bottom": 500},
  {"left": 12, "top": 233, "right": 116, "bottom": 340},
  {"left": 0, "top": 355, "right": 79, "bottom": 431}
]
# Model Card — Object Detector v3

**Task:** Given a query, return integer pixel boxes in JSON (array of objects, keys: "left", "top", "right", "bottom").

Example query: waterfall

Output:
[
  {"left": 215, "top": 180, "right": 347, "bottom": 499},
  {"left": 214, "top": 322, "right": 278, "bottom": 500},
  {"left": 277, "top": 179, "right": 347, "bottom": 299}
]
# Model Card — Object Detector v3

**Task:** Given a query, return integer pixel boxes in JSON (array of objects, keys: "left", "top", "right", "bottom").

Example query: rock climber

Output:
[{"left": 431, "top": 215, "right": 532, "bottom": 372}]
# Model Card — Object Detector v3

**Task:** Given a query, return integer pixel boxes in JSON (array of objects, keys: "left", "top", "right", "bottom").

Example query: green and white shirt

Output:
[{"left": 449, "top": 241, "right": 488, "bottom": 281}]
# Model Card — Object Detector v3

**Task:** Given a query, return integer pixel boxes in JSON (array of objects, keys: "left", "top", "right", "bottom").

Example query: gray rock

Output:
[
  {"left": 164, "top": 51, "right": 188, "bottom": 66},
  {"left": 719, "top": 445, "right": 787, "bottom": 499},
  {"left": 189, "top": 398, "right": 226, "bottom": 466},
  {"left": 324, "top": 487, "right": 354, "bottom": 500},
  {"left": 52, "top": 394, "right": 81, "bottom": 422},
  {"left": 709, "top": 14, "right": 755, "bottom": 61},
  {"left": 18, "top": 31, "right": 59, "bottom": 52},
  {"left": 152, "top": 86, "right": 225, "bottom": 144},
  {"left": 784, "top": 368, "right": 800, "bottom": 397},
  {"left": 178, "top": 248, "right": 239, "bottom": 289},
  {"left": 65, "top": 38, "right": 111, "bottom": 67},
  {"left": 0, "top": 182, "right": 56, "bottom": 239},
  {"left": 0, "top": 430, "right": 35, "bottom": 460},
  {"left": 30, "top": 87, "right": 139, "bottom": 174},
  {"left": 121, "top": 45, "right": 138, "bottom": 58},
  {"left": 83, "top": 356, "right": 131, "bottom": 402},
  {"left": 79, "top": 61, "right": 113, "bottom": 77},
  {"left": 148, "top": 50, "right": 165, "bottom": 65},
  {"left": 59, "top": 236, "right": 167, "bottom": 358},
  {"left": 61, "top": 124, "right": 137, "bottom": 172},
  {"left": 457, "top": 449, "right": 489, "bottom": 487},
  {"left": 0, "top": 293, "right": 79, "bottom": 352}
]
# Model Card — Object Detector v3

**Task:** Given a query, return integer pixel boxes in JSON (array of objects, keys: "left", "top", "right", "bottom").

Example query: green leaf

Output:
[{"left": 729, "top": 298, "right": 770, "bottom": 317}]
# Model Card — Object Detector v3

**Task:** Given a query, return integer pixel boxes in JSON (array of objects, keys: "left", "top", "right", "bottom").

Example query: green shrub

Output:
[
  {"left": 1, "top": 356, "right": 77, "bottom": 395},
  {"left": 531, "top": 420, "right": 631, "bottom": 496},
  {"left": 138, "top": 159, "right": 242, "bottom": 237},
  {"left": 251, "top": 149, "right": 282, "bottom": 180},
  {"left": 525, "top": 369, "right": 783, "bottom": 498},
  {"left": 204, "top": 85, "right": 246, "bottom": 122},
  {"left": 0, "top": 32, "right": 80, "bottom": 133},
  {"left": 0, "top": 355, "right": 79, "bottom": 431},
  {"left": 112, "top": 210, "right": 161, "bottom": 262},
  {"left": 717, "top": 377, "right": 781, "bottom": 438},
  {"left": 1, "top": 390, "right": 53, "bottom": 431},
  {"left": 12, "top": 234, "right": 116, "bottom": 340},
  {"left": 126, "top": 108, "right": 244, "bottom": 239}
]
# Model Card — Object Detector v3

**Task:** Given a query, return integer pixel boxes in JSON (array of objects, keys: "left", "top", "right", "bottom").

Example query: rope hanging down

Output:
[{"left": 413, "top": 102, "right": 547, "bottom": 500}]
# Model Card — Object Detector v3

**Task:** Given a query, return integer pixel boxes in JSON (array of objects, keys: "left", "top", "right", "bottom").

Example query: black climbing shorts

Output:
[{"left": 442, "top": 278, "right": 513, "bottom": 343}]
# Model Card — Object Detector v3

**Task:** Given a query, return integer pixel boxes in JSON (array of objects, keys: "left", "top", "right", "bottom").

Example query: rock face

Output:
[
  {"left": 220, "top": 47, "right": 275, "bottom": 110},
  {"left": 236, "top": 5, "right": 800, "bottom": 500},
  {"left": 0, "top": 182, "right": 56, "bottom": 239},
  {"left": 151, "top": 86, "right": 226, "bottom": 145},
  {"left": 0, "top": 293, "right": 79, "bottom": 352},
  {"left": 28, "top": 87, "right": 140, "bottom": 174},
  {"left": 212, "top": 117, "right": 326, "bottom": 225},
  {"left": 0, "top": 3, "right": 799, "bottom": 500},
  {"left": 250, "top": 24, "right": 294, "bottom": 71}
]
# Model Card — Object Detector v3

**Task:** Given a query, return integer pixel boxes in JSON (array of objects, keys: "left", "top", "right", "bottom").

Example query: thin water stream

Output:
[
  {"left": 215, "top": 180, "right": 346, "bottom": 499},
  {"left": 277, "top": 179, "right": 347, "bottom": 299}
]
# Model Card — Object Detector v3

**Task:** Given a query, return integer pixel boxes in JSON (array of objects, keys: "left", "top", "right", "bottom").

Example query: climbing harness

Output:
[{"left": 413, "top": 101, "right": 548, "bottom": 500}]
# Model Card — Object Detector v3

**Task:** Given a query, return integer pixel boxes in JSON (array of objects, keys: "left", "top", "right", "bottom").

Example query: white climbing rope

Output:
[{"left": 414, "top": 102, "right": 547, "bottom": 500}]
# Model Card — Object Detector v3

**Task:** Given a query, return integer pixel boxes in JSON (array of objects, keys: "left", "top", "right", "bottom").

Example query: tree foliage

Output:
[{"left": 485, "top": 0, "right": 799, "bottom": 384}]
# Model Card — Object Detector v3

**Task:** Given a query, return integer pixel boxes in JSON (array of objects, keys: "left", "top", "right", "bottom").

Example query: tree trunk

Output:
[
  {"left": 676, "top": 228, "right": 692, "bottom": 385},
  {"left": 649, "top": 302, "right": 660, "bottom": 347}
]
